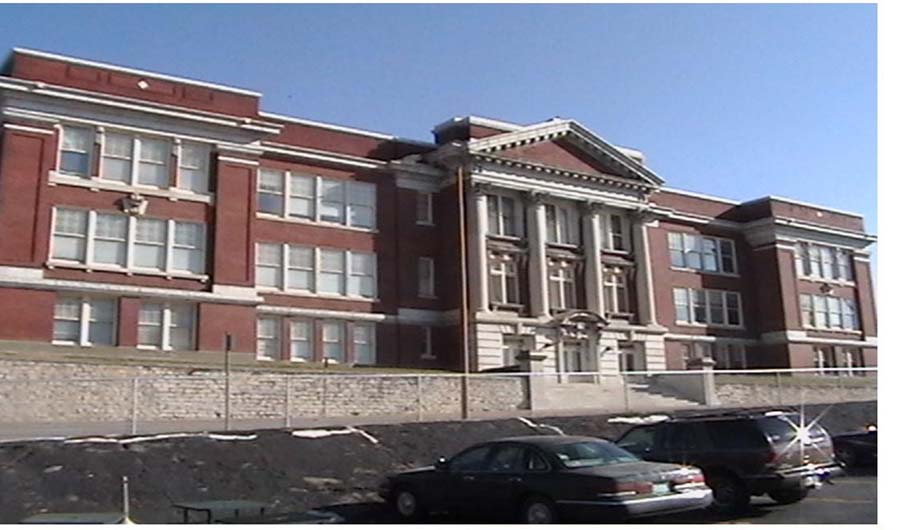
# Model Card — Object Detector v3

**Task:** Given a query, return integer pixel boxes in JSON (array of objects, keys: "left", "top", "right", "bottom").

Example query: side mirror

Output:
[{"left": 435, "top": 457, "right": 449, "bottom": 471}]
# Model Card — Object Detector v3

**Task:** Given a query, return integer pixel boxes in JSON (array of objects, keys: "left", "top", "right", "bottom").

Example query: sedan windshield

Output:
[{"left": 552, "top": 440, "right": 640, "bottom": 468}]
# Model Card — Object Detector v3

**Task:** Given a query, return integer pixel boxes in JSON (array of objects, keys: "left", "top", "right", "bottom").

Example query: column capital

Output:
[
  {"left": 580, "top": 200, "right": 606, "bottom": 216},
  {"left": 523, "top": 190, "right": 549, "bottom": 206},
  {"left": 630, "top": 205, "right": 660, "bottom": 224},
  {"left": 471, "top": 181, "right": 494, "bottom": 196}
]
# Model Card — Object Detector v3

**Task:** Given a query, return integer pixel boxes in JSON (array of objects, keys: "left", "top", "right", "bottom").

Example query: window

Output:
[
  {"left": 799, "top": 294, "right": 859, "bottom": 331},
  {"left": 256, "top": 243, "right": 283, "bottom": 289},
  {"left": 256, "top": 317, "right": 280, "bottom": 360},
  {"left": 139, "top": 303, "right": 194, "bottom": 351},
  {"left": 605, "top": 214, "right": 627, "bottom": 251},
  {"left": 52, "top": 209, "right": 88, "bottom": 262},
  {"left": 53, "top": 297, "right": 117, "bottom": 346},
  {"left": 603, "top": 268, "right": 629, "bottom": 315},
  {"left": 353, "top": 323, "right": 376, "bottom": 365},
  {"left": 290, "top": 320, "right": 312, "bottom": 361},
  {"left": 289, "top": 174, "right": 315, "bottom": 220},
  {"left": 501, "top": 336, "right": 522, "bottom": 366},
  {"left": 815, "top": 346, "right": 839, "bottom": 375},
  {"left": 489, "top": 254, "right": 520, "bottom": 306},
  {"left": 92, "top": 214, "right": 128, "bottom": 266},
  {"left": 668, "top": 232, "right": 737, "bottom": 274},
  {"left": 418, "top": 257, "right": 435, "bottom": 298},
  {"left": 420, "top": 327, "right": 433, "bottom": 359},
  {"left": 713, "top": 343, "right": 747, "bottom": 369},
  {"left": 258, "top": 169, "right": 285, "bottom": 215},
  {"left": 288, "top": 246, "right": 314, "bottom": 291},
  {"left": 322, "top": 321, "right": 345, "bottom": 362},
  {"left": 546, "top": 204, "right": 577, "bottom": 245},
  {"left": 60, "top": 126, "right": 93, "bottom": 177},
  {"left": 178, "top": 142, "right": 210, "bottom": 194},
  {"left": 172, "top": 222, "right": 205, "bottom": 274},
  {"left": 795, "top": 242, "right": 854, "bottom": 282},
  {"left": 51, "top": 208, "right": 207, "bottom": 276},
  {"left": 487, "top": 445, "right": 526, "bottom": 473},
  {"left": 257, "top": 170, "right": 377, "bottom": 230},
  {"left": 256, "top": 244, "right": 377, "bottom": 299},
  {"left": 319, "top": 250, "right": 345, "bottom": 295},
  {"left": 416, "top": 192, "right": 433, "bottom": 225},
  {"left": 101, "top": 132, "right": 133, "bottom": 183},
  {"left": 548, "top": 260, "right": 578, "bottom": 310},
  {"left": 137, "top": 137, "right": 170, "bottom": 187},
  {"left": 673, "top": 288, "right": 743, "bottom": 327},
  {"left": 449, "top": 445, "right": 492, "bottom": 473},
  {"left": 487, "top": 194, "right": 519, "bottom": 237},
  {"left": 134, "top": 218, "right": 166, "bottom": 270}
]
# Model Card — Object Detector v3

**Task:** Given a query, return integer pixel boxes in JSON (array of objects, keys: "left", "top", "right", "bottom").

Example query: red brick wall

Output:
[
  {"left": 0, "top": 128, "right": 56, "bottom": 267},
  {"left": 853, "top": 259, "right": 877, "bottom": 337},
  {"left": 212, "top": 159, "right": 255, "bottom": 287},
  {"left": 117, "top": 297, "right": 140, "bottom": 347},
  {"left": 196, "top": 303, "right": 256, "bottom": 354},
  {"left": 0, "top": 287, "right": 55, "bottom": 341},
  {"left": 11, "top": 52, "right": 260, "bottom": 118},
  {"left": 768, "top": 199, "right": 864, "bottom": 232}
]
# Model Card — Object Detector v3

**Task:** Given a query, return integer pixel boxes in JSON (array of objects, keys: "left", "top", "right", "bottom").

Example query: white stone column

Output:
[
  {"left": 525, "top": 191, "right": 549, "bottom": 317},
  {"left": 468, "top": 183, "right": 491, "bottom": 312},
  {"left": 631, "top": 209, "right": 658, "bottom": 326},
  {"left": 582, "top": 202, "right": 605, "bottom": 316}
]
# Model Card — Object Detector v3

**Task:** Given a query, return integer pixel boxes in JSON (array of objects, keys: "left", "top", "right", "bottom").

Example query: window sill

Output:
[
  {"left": 802, "top": 326, "right": 863, "bottom": 335},
  {"left": 670, "top": 267, "right": 740, "bottom": 278},
  {"left": 256, "top": 287, "right": 379, "bottom": 303},
  {"left": 487, "top": 234, "right": 524, "bottom": 243},
  {"left": 46, "top": 261, "right": 209, "bottom": 282},
  {"left": 797, "top": 276, "right": 856, "bottom": 287},
  {"left": 602, "top": 248, "right": 631, "bottom": 256},
  {"left": 256, "top": 213, "right": 378, "bottom": 234},
  {"left": 49, "top": 172, "right": 213, "bottom": 204},
  {"left": 547, "top": 242, "right": 581, "bottom": 251},
  {"left": 416, "top": 221, "right": 435, "bottom": 227},
  {"left": 674, "top": 321, "right": 745, "bottom": 331}
]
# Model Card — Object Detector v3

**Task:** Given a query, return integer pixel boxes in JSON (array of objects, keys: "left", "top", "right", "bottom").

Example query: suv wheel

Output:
[
  {"left": 707, "top": 473, "right": 751, "bottom": 514},
  {"left": 392, "top": 487, "right": 426, "bottom": 521},
  {"left": 769, "top": 488, "right": 809, "bottom": 505},
  {"left": 521, "top": 496, "right": 558, "bottom": 524}
]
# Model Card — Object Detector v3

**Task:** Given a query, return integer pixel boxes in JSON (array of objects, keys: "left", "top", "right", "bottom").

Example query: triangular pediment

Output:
[{"left": 467, "top": 119, "right": 664, "bottom": 187}]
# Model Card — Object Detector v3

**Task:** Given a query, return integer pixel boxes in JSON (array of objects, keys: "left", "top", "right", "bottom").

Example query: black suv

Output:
[{"left": 615, "top": 411, "right": 843, "bottom": 513}]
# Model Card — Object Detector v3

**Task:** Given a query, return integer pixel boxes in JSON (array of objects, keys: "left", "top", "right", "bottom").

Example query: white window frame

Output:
[
  {"left": 321, "top": 320, "right": 346, "bottom": 363},
  {"left": 177, "top": 140, "right": 211, "bottom": 194},
  {"left": 486, "top": 193, "right": 522, "bottom": 238},
  {"left": 548, "top": 260, "right": 577, "bottom": 311},
  {"left": 673, "top": 287, "right": 744, "bottom": 328},
  {"left": 545, "top": 203, "right": 579, "bottom": 246},
  {"left": 289, "top": 319, "right": 313, "bottom": 362},
  {"left": 603, "top": 267, "right": 630, "bottom": 315},
  {"left": 603, "top": 213, "right": 629, "bottom": 252},
  {"left": 488, "top": 254, "right": 520, "bottom": 307},
  {"left": 800, "top": 293, "right": 860, "bottom": 331},
  {"left": 52, "top": 296, "right": 118, "bottom": 347},
  {"left": 794, "top": 241, "right": 855, "bottom": 283},
  {"left": 418, "top": 257, "right": 436, "bottom": 298},
  {"left": 668, "top": 232, "right": 738, "bottom": 275},
  {"left": 352, "top": 322, "right": 377, "bottom": 365},
  {"left": 415, "top": 191, "right": 434, "bottom": 226},
  {"left": 50, "top": 207, "right": 208, "bottom": 279},
  {"left": 136, "top": 302, "right": 195, "bottom": 351},
  {"left": 256, "top": 316, "right": 281, "bottom": 361},
  {"left": 256, "top": 169, "right": 378, "bottom": 231},
  {"left": 255, "top": 243, "right": 377, "bottom": 300}
]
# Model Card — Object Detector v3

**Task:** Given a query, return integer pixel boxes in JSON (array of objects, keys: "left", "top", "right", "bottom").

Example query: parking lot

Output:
[{"left": 319, "top": 467, "right": 876, "bottom": 524}]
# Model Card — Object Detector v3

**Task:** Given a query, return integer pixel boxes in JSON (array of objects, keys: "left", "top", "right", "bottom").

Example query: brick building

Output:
[{"left": 0, "top": 48, "right": 877, "bottom": 374}]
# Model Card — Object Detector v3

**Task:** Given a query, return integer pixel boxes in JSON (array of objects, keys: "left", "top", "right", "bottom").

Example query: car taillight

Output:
[
  {"left": 672, "top": 470, "right": 706, "bottom": 490},
  {"left": 597, "top": 481, "right": 653, "bottom": 498},
  {"left": 766, "top": 449, "right": 777, "bottom": 463}
]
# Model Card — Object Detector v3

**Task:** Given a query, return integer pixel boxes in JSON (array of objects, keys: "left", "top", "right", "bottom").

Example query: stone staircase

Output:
[{"left": 537, "top": 379, "right": 700, "bottom": 413}]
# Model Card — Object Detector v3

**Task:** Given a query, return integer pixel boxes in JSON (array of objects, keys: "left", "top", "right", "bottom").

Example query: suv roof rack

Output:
[{"left": 670, "top": 408, "right": 798, "bottom": 421}]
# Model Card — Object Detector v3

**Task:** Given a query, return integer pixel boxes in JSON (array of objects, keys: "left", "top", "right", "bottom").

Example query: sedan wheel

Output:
[
  {"left": 522, "top": 496, "right": 558, "bottom": 524},
  {"left": 393, "top": 488, "right": 424, "bottom": 520}
]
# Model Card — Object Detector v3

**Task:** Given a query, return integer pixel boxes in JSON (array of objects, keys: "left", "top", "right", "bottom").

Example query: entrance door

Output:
[
  {"left": 618, "top": 343, "right": 646, "bottom": 373},
  {"left": 562, "top": 343, "right": 583, "bottom": 373}
]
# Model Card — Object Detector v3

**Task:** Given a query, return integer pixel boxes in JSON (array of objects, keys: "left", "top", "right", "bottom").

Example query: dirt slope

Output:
[{"left": 0, "top": 401, "right": 875, "bottom": 523}]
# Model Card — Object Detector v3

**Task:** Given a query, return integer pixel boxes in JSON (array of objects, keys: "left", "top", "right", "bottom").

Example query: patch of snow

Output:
[
  {"left": 290, "top": 426, "right": 379, "bottom": 444},
  {"left": 517, "top": 417, "right": 565, "bottom": 435},
  {"left": 207, "top": 433, "right": 257, "bottom": 441},
  {"left": 608, "top": 414, "right": 670, "bottom": 425},
  {"left": 63, "top": 432, "right": 257, "bottom": 445}
]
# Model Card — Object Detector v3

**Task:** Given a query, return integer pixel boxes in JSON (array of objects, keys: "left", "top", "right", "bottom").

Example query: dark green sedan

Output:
[{"left": 378, "top": 435, "right": 712, "bottom": 523}]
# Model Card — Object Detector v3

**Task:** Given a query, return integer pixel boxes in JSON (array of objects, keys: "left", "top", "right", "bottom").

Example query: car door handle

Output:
[
  {"left": 506, "top": 477, "right": 523, "bottom": 483},
  {"left": 462, "top": 475, "right": 476, "bottom": 482}
]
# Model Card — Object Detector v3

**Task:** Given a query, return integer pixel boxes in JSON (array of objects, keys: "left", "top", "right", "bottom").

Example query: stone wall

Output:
[
  {"left": 0, "top": 360, "right": 528, "bottom": 425},
  {"left": 716, "top": 379, "right": 877, "bottom": 407}
]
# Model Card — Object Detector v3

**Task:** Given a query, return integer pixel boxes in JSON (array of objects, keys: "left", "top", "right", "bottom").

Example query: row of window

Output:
[
  {"left": 794, "top": 242, "right": 854, "bottom": 282},
  {"left": 673, "top": 288, "right": 743, "bottom": 327},
  {"left": 485, "top": 194, "right": 628, "bottom": 251},
  {"left": 799, "top": 294, "right": 859, "bottom": 331},
  {"left": 680, "top": 341, "right": 748, "bottom": 370},
  {"left": 815, "top": 346, "right": 866, "bottom": 374},
  {"left": 668, "top": 233, "right": 737, "bottom": 274},
  {"left": 53, "top": 297, "right": 195, "bottom": 351},
  {"left": 256, "top": 243, "right": 377, "bottom": 298},
  {"left": 60, "top": 126, "right": 211, "bottom": 194},
  {"left": 257, "top": 169, "right": 377, "bottom": 230},
  {"left": 52, "top": 208, "right": 206, "bottom": 275},
  {"left": 256, "top": 316, "right": 377, "bottom": 364}
]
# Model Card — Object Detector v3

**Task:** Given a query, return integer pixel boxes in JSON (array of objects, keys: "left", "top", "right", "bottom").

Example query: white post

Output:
[
  {"left": 468, "top": 184, "right": 491, "bottom": 313},
  {"left": 631, "top": 210, "right": 658, "bottom": 326},
  {"left": 526, "top": 192, "right": 549, "bottom": 317},
  {"left": 582, "top": 202, "right": 605, "bottom": 316}
]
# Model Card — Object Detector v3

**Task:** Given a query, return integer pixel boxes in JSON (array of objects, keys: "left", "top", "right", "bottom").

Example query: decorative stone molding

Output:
[
  {"left": 119, "top": 192, "right": 149, "bottom": 216},
  {"left": 580, "top": 200, "right": 606, "bottom": 216},
  {"left": 523, "top": 189, "right": 548, "bottom": 206},
  {"left": 470, "top": 181, "right": 494, "bottom": 196}
]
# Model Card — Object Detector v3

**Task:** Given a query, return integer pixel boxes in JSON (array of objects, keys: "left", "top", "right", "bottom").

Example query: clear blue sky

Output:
[{"left": 0, "top": 4, "right": 876, "bottom": 238}]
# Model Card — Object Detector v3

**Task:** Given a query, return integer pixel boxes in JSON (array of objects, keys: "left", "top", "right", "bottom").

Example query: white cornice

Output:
[
  {"left": 474, "top": 153, "right": 654, "bottom": 194},
  {"left": 12, "top": 47, "right": 261, "bottom": 97},
  {"left": 470, "top": 168, "right": 644, "bottom": 209},
  {"left": 261, "top": 142, "right": 385, "bottom": 170},
  {"left": 432, "top": 115, "right": 524, "bottom": 134}
]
